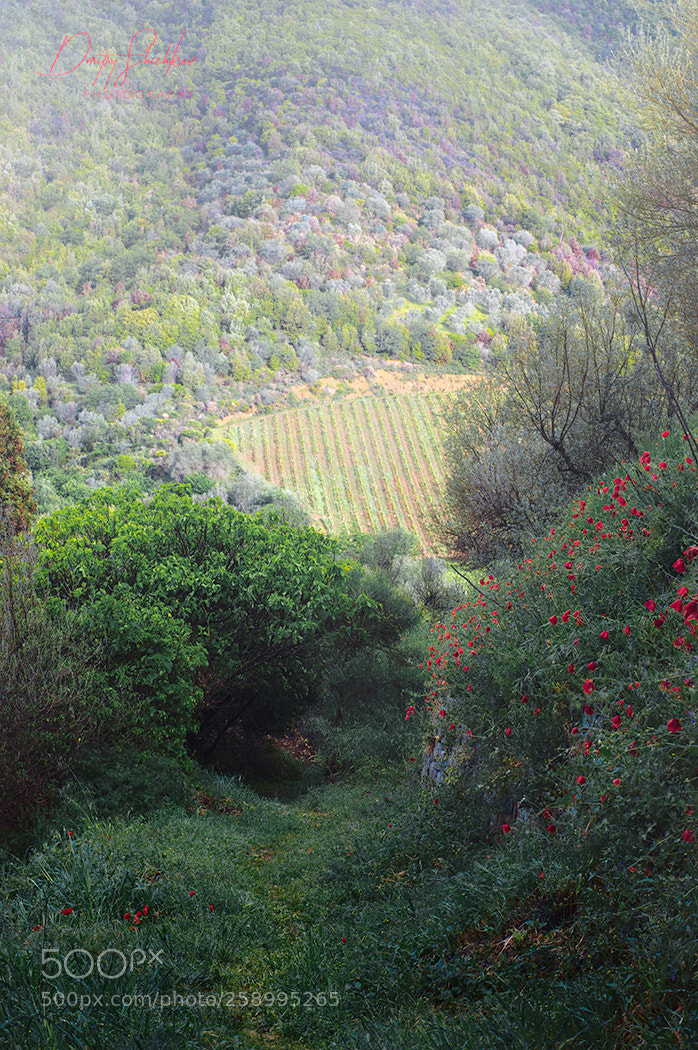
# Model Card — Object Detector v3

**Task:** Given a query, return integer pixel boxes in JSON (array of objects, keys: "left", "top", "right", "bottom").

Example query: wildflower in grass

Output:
[
  {"left": 505, "top": 727, "right": 512, "bottom": 737},
  {"left": 549, "top": 615, "right": 558, "bottom": 625},
  {"left": 644, "top": 599, "right": 656, "bottom": 611},
  {"left": 622, "top": 625, "right": 630, "bottom": 635},
  {"left": 685, "top": 546, "right": 698, "bottom": 562},
  {"left": 611, "top": 715, "right": 622, "bottom": 729},
  {"left": 576, "top": 776, "right": 586, "bottom": 785},
  {"left": 546, "top": 824, "right": 556, "bottom": 834},
  {"left": 124, "top": 913, "right": 131, "bottom": 921},
  {"left": 583, "top": 679, "right": 594, "bottom": 695},
  {"left": 682, "top": 830, "right": 695, "bottom": 843},
  {"left": 189, "top": 890, "right": 195, "bottom": 897},
  {"left": 667, "top": 718, "right": 682, "bottom": 733},
  {"left": 209, "top": 904, "right": 215, "bottom": 911},
  {"left": 613, "top": 778, "right": 621, "bottom": 786},
  {"left": 674, "top": 558, "right": 687, "bottom": 573},
  {"left": 61, "top": 908, "right": 73, "bottom": 916},
  {"left": 568, "top": 663, "right": 575, "bottom": 673},
  {"left": 600, "top": 630, "right": 609, "bottom": 640},
  {"left": 502, "top": 824, "right": 512, "bottom": 833},
  {"left": 587, "top": 661, "right": 596, "bottom": 671}
]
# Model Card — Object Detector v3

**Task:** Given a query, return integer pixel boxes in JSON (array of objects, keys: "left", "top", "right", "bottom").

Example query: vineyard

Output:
[{"left": 221, "top": 394, "right": 453, "bottom": 552}]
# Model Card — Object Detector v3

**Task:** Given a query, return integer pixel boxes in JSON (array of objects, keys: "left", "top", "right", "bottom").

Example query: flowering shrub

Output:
[{"left": 419, "top": 433, "right": 698, "bottom": 875}]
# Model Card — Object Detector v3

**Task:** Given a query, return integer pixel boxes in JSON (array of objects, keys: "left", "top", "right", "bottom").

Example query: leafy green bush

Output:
[{"left": 33, "top": 486, "right": 384, "bottom": 763}]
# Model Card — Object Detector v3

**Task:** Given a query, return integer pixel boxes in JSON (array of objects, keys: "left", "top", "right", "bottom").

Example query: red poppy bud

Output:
[
  {"left": 505, "top": 727, "right": 512, "bottom": 737},
  {"left": 661, "top": 430, "right": 670, "bottom": 438},
  {"left": 189, "top": 891, "right": 195, "bottom": 897},
  {"left": 622, "top": 625, "right": 630, "bottom": 636},
  {"left": 124, "top": 913, "right": 131, "bottom": 921}
]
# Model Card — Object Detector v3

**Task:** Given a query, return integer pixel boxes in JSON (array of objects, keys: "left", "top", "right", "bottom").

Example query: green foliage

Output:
[
  {"left": 33, "top": 486, "right": 380, "bottom": 760},
  {"left": 0, "top": 536, "right": 102, "bottom": 848},
  {"left": 0, "top": 400, "right": 36, "bottom": 533},
  {"left": 421, "top": 431, "right": 698, "bottom": 923}
]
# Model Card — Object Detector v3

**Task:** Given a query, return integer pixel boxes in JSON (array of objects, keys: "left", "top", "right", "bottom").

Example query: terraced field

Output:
[{"left": 222, "top": 394, "right": 452, "bottom": 551}]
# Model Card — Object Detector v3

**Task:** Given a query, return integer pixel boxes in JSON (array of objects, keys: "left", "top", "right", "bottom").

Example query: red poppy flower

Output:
[
  {"left": 613, "top": 777, "right": 621, "bottom": 786},
  {"left": 576, "top": 776, "right": 586, "bottom": 785},
  {"left": 670, "top": 599, "right": 684, "bottom": 613},
  {"left": 546, "top": 824, "right": 557, "bottom": 834},
  {"left": 678, "top": 586, "right": 690, "bottom": 598},
  {"left": 644, "top": 599, "right": 656, "bottom": 612},
  {"left": 189, "top": 891, "right": 196, "bottom": 897},
  {"left": 661, "top": 430, "right": 670, "bottom": 438},
  {"left": 568, "top": 663, "right": 575, "bottom": 673},
  {"left": 622, "top": 625, "right": 630, "bottom": 636},
  {"left": 502, "top": 824, "right": 511, "bottom": 833},
  {"left": 582, "top": 679, "right": 594, "bottom": 695},
  {"left": 667, "top": 718, "right": 682, "bottom": 733},
  {"left": 682, "top": 829, "right": 695, "bottom": 843},
  {"left": 123, "top": 913, "right": 131, "bottom": 921},
  {"left": 685, "top": 546, "right": 698, "bottom": 562},
  {"left": 587, "top": 661, "right": 596, "bottom": 671},
  {"left": 584, "top": 704, "right": 594, "bottom": 715},
  {"left": 549, "top": 615, "right": 558, "bottom": 625},
  {"left": 61, "top": 908, "right": 73, "bottom": 916},
  {"left": 505, "top": 727, "right": 512, "bottom": 737},
  {"left": 600, "top": 630, "right": 609, "bottom": 640},
  {"left": 611, "top": 715, "right": 622, "bottom": 729},
  {"left": 674, "top": 558, "right": 687, "bottom": 574}
]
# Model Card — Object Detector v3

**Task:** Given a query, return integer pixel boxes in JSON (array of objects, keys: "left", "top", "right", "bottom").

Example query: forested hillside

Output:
[{"left": 0, "top": 0, "right": 635, "bottom": 530}]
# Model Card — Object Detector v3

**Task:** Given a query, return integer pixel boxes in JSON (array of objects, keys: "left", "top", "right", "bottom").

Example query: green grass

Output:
[{"left": 3, "top": 727, "right": 696, "bottom": 1049}]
